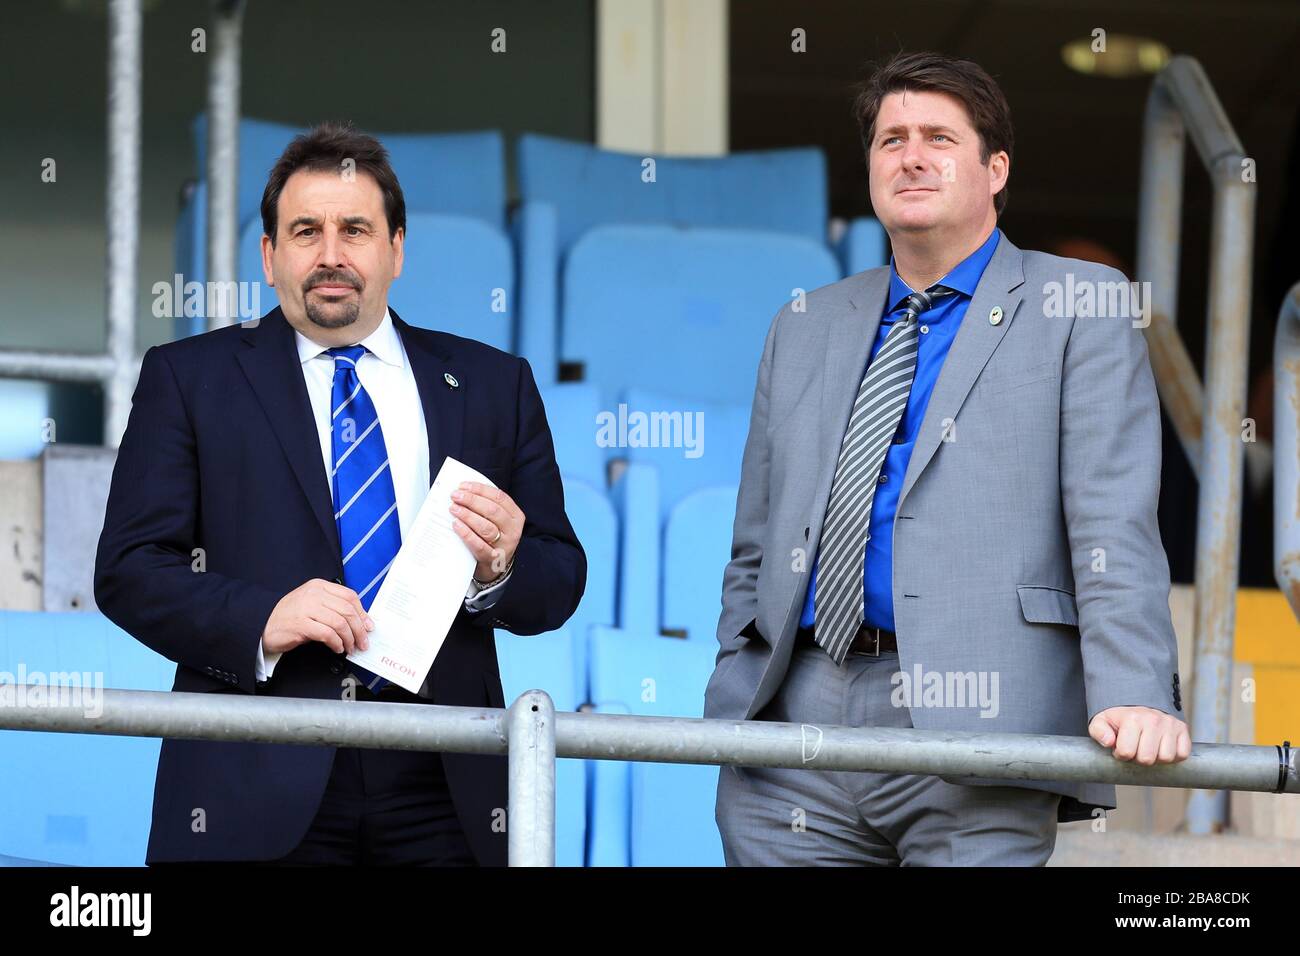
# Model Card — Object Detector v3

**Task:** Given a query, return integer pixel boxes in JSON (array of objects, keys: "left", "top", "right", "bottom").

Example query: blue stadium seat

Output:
[
  {"left": 176, "top": 117, "right": 505, "bottom": 337},
  {"left": 610, "top": 387, "right": 749, "bottom": 635},
  {"left": 0, "top": 611, "right": 175, "bottom": 866},
  {"left": 537, "top": 381, "right": 605, "bottom": 490},
  {"left": 514, "top": 134, "right": 836, "bottom": 382},
  {"left": 236, "top": 211, "right": 516, "bottom": 352},
  {"left": 834, "top": 214, "right": 890, "bottom": 276},
  {"left": 554, "top": 478, "right": 617, "bottom": 700},
  {"left": 493, "top": 627, "right": 585, "bottom": 867},
  {"left": 561, "top": 224, "right": 841, "bottom": 406},
  {"left": 618, "top": 387, "right": 748, "bottom": 520},
  {"left": 517, "top": 133, "right": 829, "bottom": 249},
  {"left": 585, "top": 626, "right": 723, "bottom": 866},
  {"left": 662, "top": 486, "right": 739, "bottom": 644}
]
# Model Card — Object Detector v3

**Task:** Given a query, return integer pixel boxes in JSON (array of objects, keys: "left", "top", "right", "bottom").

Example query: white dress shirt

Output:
[{"left": 256, "top": 309, "right": 512, "bottom": 681}]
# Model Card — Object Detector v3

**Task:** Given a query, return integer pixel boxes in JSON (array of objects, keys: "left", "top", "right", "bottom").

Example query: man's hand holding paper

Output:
[
  {"left": 450, "top": 477, "right": 526, "bottom": 584},
  {"left": 345, "top": 456, "right": 526, "bottom": 693}
]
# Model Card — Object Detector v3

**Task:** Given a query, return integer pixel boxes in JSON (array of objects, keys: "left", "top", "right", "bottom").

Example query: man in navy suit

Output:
[{"left": 94, "top": 122, "right": 585, "bottom": 866}]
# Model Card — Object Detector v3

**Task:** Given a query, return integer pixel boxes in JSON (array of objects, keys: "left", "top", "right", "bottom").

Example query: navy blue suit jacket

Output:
[{"left": 93, "top": 307, "right": 586, "bottom": 865}]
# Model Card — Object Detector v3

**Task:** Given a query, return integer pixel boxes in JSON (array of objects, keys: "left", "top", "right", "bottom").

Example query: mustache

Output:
[{"left": 303, "top": 271, "right": 362, "bottom": 292}]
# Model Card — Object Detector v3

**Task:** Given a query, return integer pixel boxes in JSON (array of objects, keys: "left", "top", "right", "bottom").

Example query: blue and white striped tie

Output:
[{"left": 328, "top": 345, "right": 400, "bottom": 693}]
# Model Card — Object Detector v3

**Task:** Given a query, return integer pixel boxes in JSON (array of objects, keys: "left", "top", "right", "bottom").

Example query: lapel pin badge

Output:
[
  {"left": 989, "top": 306, "right": 1003, "bottom": 326},
  {"left": 444, "top": 372, "right": 459, "bottom": 389}
]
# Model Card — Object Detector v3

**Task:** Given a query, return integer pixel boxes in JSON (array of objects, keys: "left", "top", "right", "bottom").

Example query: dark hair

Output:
[
  {"left": 852, "top": 51, "right": 1014, "bottom": 217},
  {"left": 260, "top": 121, "right": 406, "bottom": 245}
]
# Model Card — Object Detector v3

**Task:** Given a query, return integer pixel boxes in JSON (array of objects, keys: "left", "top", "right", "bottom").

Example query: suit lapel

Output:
[
  {"left": 235, "top": 308, "right": 340, "bottom": 556},
  {"left": 809, "top": 269, "right": 891, "bottom": 546},
  {"left": 778, "top": 269, "right": 890, "bottom": 628},
  {"left": 391, "top": 309, "right": 465, "bottom": 487},
  {"left": 896, "top": 235, "right": 1025, "bottom": 509}
]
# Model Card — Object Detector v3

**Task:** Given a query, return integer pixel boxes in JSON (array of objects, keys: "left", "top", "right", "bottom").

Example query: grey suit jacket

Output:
[{"left": 704, "top": 230, "right": 1183, "bottom": 821}]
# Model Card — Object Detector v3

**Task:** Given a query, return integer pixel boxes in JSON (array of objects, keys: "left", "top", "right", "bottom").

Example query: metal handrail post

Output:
[
  {"left": 1275, "top": 283, "right": 1300, "bottom": 617},
  {"left": 0, "top": 0, "right": 142, "bottom": 448},
  {"left": 1136, "top": 69, "right": 1200, "bottom": 475},
  {"left": 205, "top": 0, "right": 244, "bottom": 330},
  {"left": 1136, "top": 55, "right": 1257, "bottom": 835},
  {"left": 103, "top": 0, "right": 143, "bottom": 445},
  {"left": 506, "top": 690, "right": 557, "bottom": 867}
]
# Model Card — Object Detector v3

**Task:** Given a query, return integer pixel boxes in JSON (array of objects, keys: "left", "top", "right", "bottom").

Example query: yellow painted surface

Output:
[
  {"left": 1234, "top": 588, "right": 1300, "bottom": 665},
  {"left": 1231, "top": 588, "right": 1300, "bottom": 744}
]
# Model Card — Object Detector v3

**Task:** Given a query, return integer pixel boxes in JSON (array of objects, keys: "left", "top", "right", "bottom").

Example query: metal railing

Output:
[
  {"left": 0, "top": 0, "right": 143, "bottom": 446},
  {"left": 1, "top": 687, "right": 1295, "bottom": 866},
  {"left": 1275, "top": 283, "right": 1300, "bottom": 618},
  {"left": 1135, "top": 55, "right": 1257, "bottom": 834},
  {"left": 0, "top": 0, "right": 245, "bottom": 445}
]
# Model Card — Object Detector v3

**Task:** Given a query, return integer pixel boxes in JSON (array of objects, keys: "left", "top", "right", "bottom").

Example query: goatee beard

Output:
[{"left": 304, "top": 299, "right": 360, "bottom": 329}]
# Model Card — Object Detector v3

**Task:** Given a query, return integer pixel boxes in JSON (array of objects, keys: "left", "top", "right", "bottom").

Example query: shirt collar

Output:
[
  {"left": 885, "top": 226, "right": 1002, "bottom": 315},
  {"left": 295, "top": 308, "right": 405, "bottom": 368}
]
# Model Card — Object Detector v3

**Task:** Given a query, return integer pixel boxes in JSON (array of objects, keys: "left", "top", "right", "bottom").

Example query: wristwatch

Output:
[{"left": 470, "top": 554, "right": 515, "bottom": 592}]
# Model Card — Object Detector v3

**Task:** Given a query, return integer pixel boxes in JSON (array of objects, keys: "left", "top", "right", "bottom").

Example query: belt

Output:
[{"left": 797, "top": 622, "right": 898, "bottom": 656}]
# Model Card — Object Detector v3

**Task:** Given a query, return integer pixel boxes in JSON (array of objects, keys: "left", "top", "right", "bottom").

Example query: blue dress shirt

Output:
[{"left": 799, "top": 226, "right": 1002, "bottom": 634}]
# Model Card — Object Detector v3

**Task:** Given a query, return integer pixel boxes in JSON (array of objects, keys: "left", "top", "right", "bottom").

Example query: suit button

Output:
[
  {"left": 878, "top": 474, "right": 888, "bottom": 484},
  {"left": 329, "top": 662, "right": 344, "bottom": 675}
]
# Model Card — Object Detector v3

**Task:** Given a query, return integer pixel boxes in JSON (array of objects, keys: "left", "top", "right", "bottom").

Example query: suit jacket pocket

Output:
[
  {"left": 978, "top": 360, "right": 1057, "bottom": 395},
  {"left": 1016, "top": 585, "right": 1079, "bottom": 627}
]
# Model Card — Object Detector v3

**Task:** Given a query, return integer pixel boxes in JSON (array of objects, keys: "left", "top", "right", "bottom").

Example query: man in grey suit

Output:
[{"left": 706, "top": 51, "right": 1191, "bottom": 866}]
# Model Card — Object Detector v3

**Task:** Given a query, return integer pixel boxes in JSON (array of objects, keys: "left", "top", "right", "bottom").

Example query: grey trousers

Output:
[{"left": 716, "top": 644, "right": 1061, "bottom": 866}]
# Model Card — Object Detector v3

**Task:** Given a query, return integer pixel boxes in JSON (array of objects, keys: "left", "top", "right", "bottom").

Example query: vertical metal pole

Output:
[
  {"left": 1185, "top": 158, "right": 1256, "bottom": 834},
  {"left": 205, "top": 0, "right": 244, "bottom": 330},
  {"left": 1275, "top": 284, "right": 1300, "bottom": 618},
  {"left": 506, "top": 690, "right": 556, "bottom": 866},
  {"left": 104, "top": 0, "right": 143, "bottom": 447},
  {"left": 1136, "top": 84, "right": 1202, "bottom": 476}
]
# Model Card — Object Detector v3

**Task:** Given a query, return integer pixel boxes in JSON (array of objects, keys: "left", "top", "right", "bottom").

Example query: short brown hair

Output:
[
  {"left": 852, "top": 51, "right": 1014, "bottom": 216},
  {"left": 260, "top": 121, "right": 406, "bottom": 245}
]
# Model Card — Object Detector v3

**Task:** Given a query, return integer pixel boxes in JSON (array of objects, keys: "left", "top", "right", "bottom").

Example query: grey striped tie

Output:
[{"left": 814, "top": 284, "right": 958, "bottom": 665}]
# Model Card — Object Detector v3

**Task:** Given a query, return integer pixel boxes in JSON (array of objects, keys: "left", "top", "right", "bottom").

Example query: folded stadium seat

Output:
[
  {"left": 532, "top": 383, "right": 617, "bottom": 694},
  {"left": 585, "top": 625, "right": 724, "bottom": 866},
  {"left": 536, "top": 381, "right": 606, "bottom": 490},
  {"left": 561, "top": 224, "right": 841, "bottom": 406},
  {"left": 236, "top": 211, "right": 516, "bottom": 352},
  {"left": 176, "top": 116, "right": 506, "bottom": 338},
  {"left": 513, "top": 133, "right": 835, "bottom": 384},
  {"left": 551, "top": 477, "right": 617, "bottom": 701},
  {"left": 611, "top": 387, "right": 749, "bottom": 635},
  {"left": 518, "top": 132, "right": 829, "bottom": 247},
  {"left": 662, "top": 486, "right": 740, "bottom": 645},
  {"left": 492, "top": 626, "right": 586, "bottom": 866},
  {"left": 0, "top": 610, "right": 175, "bottom": 866},
  {"left": 834, "top": 215, "right": 890, "bottom": 276}
]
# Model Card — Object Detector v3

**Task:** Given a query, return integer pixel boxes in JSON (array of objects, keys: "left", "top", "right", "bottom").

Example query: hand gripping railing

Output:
[{"left": 1, "top": 688, "right": 1295, "bottom": 866}]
